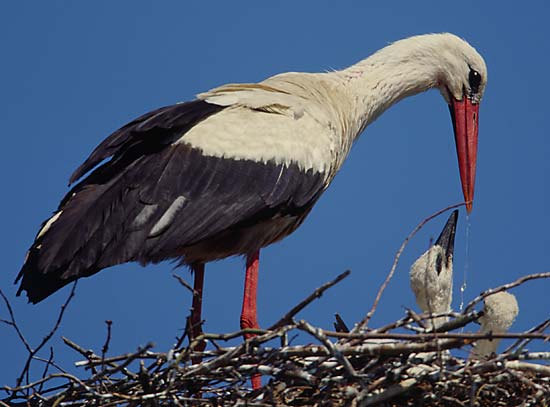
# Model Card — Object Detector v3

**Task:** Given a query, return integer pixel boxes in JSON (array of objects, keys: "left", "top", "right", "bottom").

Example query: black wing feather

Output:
[
  {"left": 138, "top": 148, "right": 325, "bottom": 263},
  {"left": 17, "top": 99, "right": 326, "bottom": 304},
  {"left": 17, "top": 100, "right": 224, "bottom": 302},
  {"left": 69, "top": 100, "right": 223, "bottom": 184}
]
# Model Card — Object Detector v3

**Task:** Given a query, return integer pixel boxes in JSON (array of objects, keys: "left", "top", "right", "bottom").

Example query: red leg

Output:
[
  {"left": 190, "top": 262, "right": 206, "bottom": 365},
  {"left": 240, "top": 250, "right": 261, "bottom": 389}
]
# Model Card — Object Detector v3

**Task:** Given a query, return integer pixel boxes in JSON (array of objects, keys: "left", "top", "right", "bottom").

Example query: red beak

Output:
[{"left": 449, "top": 97, "right": 479, "bottom": 213}]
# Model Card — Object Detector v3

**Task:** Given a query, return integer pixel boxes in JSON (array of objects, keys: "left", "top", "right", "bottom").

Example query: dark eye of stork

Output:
[{"left": 468, "top": 69, "right": 482, "bottom": 94}]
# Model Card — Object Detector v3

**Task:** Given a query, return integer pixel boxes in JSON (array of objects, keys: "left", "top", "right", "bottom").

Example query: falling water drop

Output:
[{"left": 459, "top": 213, "right": 471, "bottom": 312}]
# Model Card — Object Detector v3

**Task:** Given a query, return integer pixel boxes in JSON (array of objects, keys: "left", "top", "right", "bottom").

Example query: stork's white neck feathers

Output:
[
  {"left": 340, "top": 33, "right": 487, "bottom": 135},
  {"left": 190, "top": 33, "right": 486, "bottom": 176}
]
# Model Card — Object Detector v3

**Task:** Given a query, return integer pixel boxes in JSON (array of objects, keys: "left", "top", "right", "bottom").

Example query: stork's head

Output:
[
  {"left": 410, "top": 210, "right": 458, "bottom": 280},
  {"left": 435, "top": 34, "right": 487, "bottom": 212},
  {"left": 345, "top": 33, "right": 487, "bottom": 211}
]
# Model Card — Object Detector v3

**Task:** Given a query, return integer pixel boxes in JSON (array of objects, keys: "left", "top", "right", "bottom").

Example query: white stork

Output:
[
  {"left": 16, "top": 33, "right": 487, "bottom": 379},
  {"left": 470, "top": 291, "right": 519, "bottom": 359},
  {"left": 409, "top": 210, "right": 458, "bottom": 330}
]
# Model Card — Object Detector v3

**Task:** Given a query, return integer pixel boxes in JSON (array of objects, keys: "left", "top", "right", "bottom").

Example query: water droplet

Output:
[{"left": 459, "top": 213, "right": 472, "bottom": 314}]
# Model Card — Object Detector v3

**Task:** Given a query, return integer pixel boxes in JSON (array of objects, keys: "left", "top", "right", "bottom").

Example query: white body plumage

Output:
[{"left": 470, "top": 291, "right": 519, "bottom": 359}]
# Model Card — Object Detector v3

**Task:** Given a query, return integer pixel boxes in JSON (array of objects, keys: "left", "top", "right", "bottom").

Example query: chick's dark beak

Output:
[{"left": 435, "top": 209, "right": 459, "bottom": 268}]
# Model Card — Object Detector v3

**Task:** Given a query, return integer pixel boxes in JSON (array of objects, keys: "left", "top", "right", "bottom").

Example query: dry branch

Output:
[
  {"left": 463, "top": 271, "right": 550, "bottom": 314},
  {"left": 354, "top": 202, "right": 467, "bottom": 332},
  {"left": 269, "top": 269, "right": 350, "bottom": 330}
]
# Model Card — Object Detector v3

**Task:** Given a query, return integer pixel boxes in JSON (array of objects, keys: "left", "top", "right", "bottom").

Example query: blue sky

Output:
[{"left": 1, "top": 1, "right": 548, "bottom": 387}]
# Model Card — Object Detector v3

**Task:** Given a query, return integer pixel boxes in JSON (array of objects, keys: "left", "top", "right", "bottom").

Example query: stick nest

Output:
[
  {"left": 2, "top": 270, "right": 549, "bottom": 407},
  {"left": 2, "top": 207, "right": 549, "bottom": 406}
]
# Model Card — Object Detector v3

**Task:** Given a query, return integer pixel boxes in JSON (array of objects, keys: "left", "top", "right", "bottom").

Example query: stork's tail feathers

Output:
[
  {"left": 16, "top": 215, "right": 62, "bottom": 303},
  {"left": 15, "top": 209, "right": 99, "bottom": 303},
  {"left": 15, "top": 173, "right": 148, "bottom": 303},
  {"left": 16, "top": 101, "right": 227, "bottom": 303},
  {"left": 16, "top": 246, "right": 85, "bottom": 304}
]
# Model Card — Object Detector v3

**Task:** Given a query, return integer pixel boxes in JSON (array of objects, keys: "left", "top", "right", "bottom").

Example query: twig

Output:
[
  {"left": 0, "top": 287, "right": 31, "bottom": 353},
  {"left": 379, "top": 310, "right": 470, "bottom": 334},
  {"left": 269, "top": 270, "right": 350, "bottom": 330},
  {"left": 358, "top": 378, "right": 417, "bottom": 406},
  {"left": 503, "top": 317, "right": 550, "bottom": 354},
  {"left": 323, "top": 330, "right": 549, "bottom": 342},
  {"left": 429, "top": 311, "right": 483, "bottom": 333},
  {"left": 4, "top": 372, "right": 95, "bottom": 394},
  {"left": 353, "top": 202, "right": 466, "bottom": 332},
  {"left": 74, "top": 351, "right": 160, "bottom": 367},
  {"left": 172, "top": 273, "right": 197, "bottom": 351},
  {"left": 297, "top": 319, "right": 358, "bottom": 379},
  {"left": 101, "top": 320, "right": 113, "bottom": 370},
  {"left": 63, "top": 336, "right": 98, "bottom": 360},
  {"left": 31, "top": 355, "right": 67, "bottom": 375},
  {"left": 181, "top": 325, "right": 293, "bottom": 378},
  {"left": 91, "top": 344, "right": 153, "bottom": 382},
  {"left": 172, "top": 273, "right": 194, "bottom": 294},
  {"left": 37, "top": 347, "right": 55, "bottom": 393},
  {"left": 15, "top": 282, "right": 77, "bottom": 388},
  {"left": 463, "top": 271, "right": 550, "bottom": 314},
  {"left": 371, "top": 313, "right": 415, "bottom": 334},
  {"left": 505, "top": 361, "right": 550, "bottom": 376},
  {"left": 516, "top": 352, "right": 550, "bottom": 360},
  {"left": 189, "top": 327, "right": 268, "bottom": 344}
]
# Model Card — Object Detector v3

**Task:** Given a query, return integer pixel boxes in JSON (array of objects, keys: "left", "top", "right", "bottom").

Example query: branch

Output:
[
  {"left": 323, "top": 330, "right": 550, "bottom": 342},
  {"left": 0, "top": 287, "right": 31, "bottom": 353},
  {"left": 172, "top": 272, "right": 194, "bottom": 294},
  {"left": 297, "top": 320, "right": 359, "bottom": 379},
  {"left": 269, "top": 270, "right": 350, "bottom": 330},
  {"left": 358, "top": 378, "right": 417, "bottom": 406},
  {"left": 353, "top": 202, "right": 466, "bottom": 332},
  {"left": 463, "top": 272, "right": 550, "bottom": 314},
  {"left": 429, "top": 311, "right": 483, "bottom": 333},
  {"left": 101, "top": 320, "right": 113, "bottom": 371},
  {"left": 505, "top": 361, "right": 550, "bottom": 376},
  {"left": 15, "top": 282, "right": 77, "bottom": 389}
]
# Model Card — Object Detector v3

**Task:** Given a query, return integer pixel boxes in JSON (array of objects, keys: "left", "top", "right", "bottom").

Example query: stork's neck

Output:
[{"left": 338, "top": 40, "right": 441, "bottom": 137}]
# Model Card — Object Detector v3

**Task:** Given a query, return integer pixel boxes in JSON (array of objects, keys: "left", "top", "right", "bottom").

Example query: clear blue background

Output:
[{"left": 1, "top": 1, "right": 548, "bottom": 387}]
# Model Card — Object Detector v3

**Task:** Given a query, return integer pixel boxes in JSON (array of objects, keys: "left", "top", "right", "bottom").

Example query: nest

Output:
[
  {"left": 2, "top": 207, "right": 549, "bottom": 406},
  {"left": 2, "top": 269, "right": 549, "bottom": 407}
]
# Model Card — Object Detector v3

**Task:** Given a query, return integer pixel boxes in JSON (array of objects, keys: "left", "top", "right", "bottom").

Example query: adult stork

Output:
[{"left": 16, "top": 33, "right": 487, "bottom": 374}]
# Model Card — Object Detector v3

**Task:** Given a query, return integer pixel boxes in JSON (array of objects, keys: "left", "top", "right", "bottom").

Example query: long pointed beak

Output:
[
  {"left": 435, "top": 209, "right": 458, "bottom": 269},
  {"left": 449, "top": 97, "right": 479, "bottom": 213}
]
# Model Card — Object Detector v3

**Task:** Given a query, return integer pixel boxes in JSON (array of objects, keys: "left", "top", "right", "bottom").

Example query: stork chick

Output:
[
  {"left": 470, "top": 291, "right": 519, "bottom": 359},
  {"left": 410, "top": 210, "right": 458, "bottom": 329}
]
